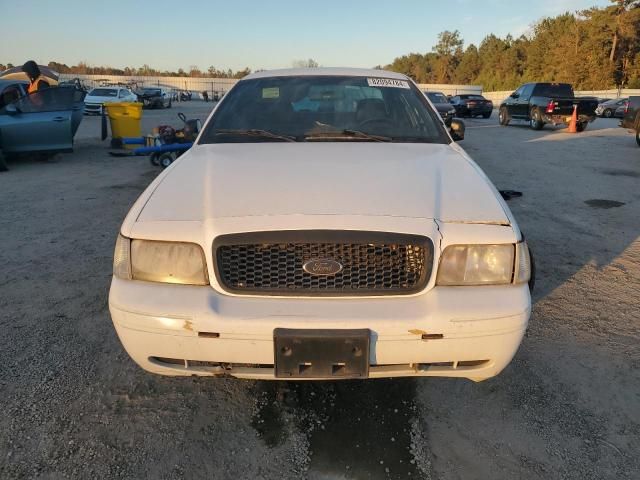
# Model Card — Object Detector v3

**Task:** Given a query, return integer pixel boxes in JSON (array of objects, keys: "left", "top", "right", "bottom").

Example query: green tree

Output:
[{"left": 432, "top": 30, "right": 463, "bottom": 83}]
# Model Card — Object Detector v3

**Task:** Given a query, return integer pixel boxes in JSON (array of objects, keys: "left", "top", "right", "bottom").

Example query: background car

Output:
[
  {"left": 449, "top": 94, "right": 493, "bottom": 118},
  {"left": 84, "top": 87, "right": 137, "bottom": 115},
  {"left": 621, "top": 96, "right": 640, "bottom": 147},
  {"left": 0, "top": 81, "right": 85, "bottom": 171},
  {"left": 424, "top": 91, "right": 456, "bottom": 126},
  {"left": 614, "top": 100, "right": 629, "bottom": 119},
  {"left": 138, "top": 87, "right": 172, "bottom": 109},
  {"left": 595, "top": 97, "right": 628, "bottom": 118}
]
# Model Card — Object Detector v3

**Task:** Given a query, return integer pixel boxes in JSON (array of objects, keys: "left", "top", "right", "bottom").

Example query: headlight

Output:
[
  {"left": 437, "top": 244, "right": 515, "bottom": 286},
  {"left": 113, "top": 234, "right": 209, "bottom": 285}
]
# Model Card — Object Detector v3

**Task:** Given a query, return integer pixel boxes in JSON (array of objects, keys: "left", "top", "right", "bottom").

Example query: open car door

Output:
[{"left": 0, "top": 87, "right": 85, "bottom": 154}]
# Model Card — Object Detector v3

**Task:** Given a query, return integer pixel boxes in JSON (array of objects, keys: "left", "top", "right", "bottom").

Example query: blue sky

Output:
[{"left": 0, "top": 0, "right": 610, "bottom": 71}]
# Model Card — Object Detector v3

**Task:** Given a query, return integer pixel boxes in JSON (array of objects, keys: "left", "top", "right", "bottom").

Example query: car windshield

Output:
[
  {"left": 199, "top": 75, "right": 448, "bottom": 144},
  {"left": 89, "top": 88, "right": 118, "bottom": 97},
  {"left": 426, "top": 92, "right": 448, "bottom": 103},
  {"left": 143, "top": 88, "right": 161, "bottom": 95},
  {"left": 534, "top": 83, "right": 574, "bottom": 98},
  {"left": 461, "top": 95, "right": 485, "bottom": 100}
]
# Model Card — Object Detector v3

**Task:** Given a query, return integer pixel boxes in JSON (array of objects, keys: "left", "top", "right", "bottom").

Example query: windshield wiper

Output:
[
  {"left": 305, "top": 129, "right": 391, "bottom": 142},
  {"left": 215, "top": 129, "right": 297, "bottom": 142}
]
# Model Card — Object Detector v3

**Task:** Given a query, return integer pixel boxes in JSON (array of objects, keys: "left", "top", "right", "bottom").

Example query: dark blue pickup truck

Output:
[{"left": 499, "top": 82, "right": 598, "bottom": 132}]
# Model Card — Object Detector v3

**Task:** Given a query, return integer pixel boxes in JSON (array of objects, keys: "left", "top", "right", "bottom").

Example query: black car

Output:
[
  {"left": 424, "top": 91, "right": 456, "bottom": 126},
  {"left": 138, "top": 88, "right": 172, "bottom": 109},
  {"left": 449, "top": 94, "right": 493, "bottom": 118},
  {"left": 621, "top": 96, "right": 640, "bottom": 147}
]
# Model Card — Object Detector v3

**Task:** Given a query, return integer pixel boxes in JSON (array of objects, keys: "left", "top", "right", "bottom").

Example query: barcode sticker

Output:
[{"left": 367, "top": 78, "right": 410, "bottom": 89}]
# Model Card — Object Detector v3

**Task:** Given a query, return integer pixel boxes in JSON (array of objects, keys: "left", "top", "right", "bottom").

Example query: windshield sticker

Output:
[
  {"left": 262, "top": 87, "right": 280, "bottom": 99},
  {"left": 367, "top": 78, "right": 410, "bottom": 89}
]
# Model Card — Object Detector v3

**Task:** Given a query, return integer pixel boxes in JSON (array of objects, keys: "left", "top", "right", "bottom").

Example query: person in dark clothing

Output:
[
  {"left": 202, "top": 90, "right": 209, "bottom": 102},
  {"left": 22, "top": 61, "right": 49, "bottom": 94}
]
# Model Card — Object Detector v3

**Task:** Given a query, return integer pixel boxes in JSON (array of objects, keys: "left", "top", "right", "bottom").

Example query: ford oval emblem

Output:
[{"left": 303, "top": 258, "right": 343, "bottom": 276}]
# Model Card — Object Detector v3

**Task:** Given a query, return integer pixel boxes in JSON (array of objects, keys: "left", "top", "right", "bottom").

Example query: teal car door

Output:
[{"left": 0, "top": 87, "right": 78, "bottom": 153}]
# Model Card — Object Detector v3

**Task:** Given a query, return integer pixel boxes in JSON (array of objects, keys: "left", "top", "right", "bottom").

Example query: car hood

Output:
[
  {"left": 432, "top": 102, "right": 454, "bottom": 113},
  {"left": 137, "top": 142, "right": 510, "bottom": 224}
]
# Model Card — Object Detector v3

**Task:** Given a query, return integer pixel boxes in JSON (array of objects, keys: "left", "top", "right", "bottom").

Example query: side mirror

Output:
[
  {"left": 450, "top": 119, "right": 465, "bottom": 141},
  {"left": 510, "top": 92, "right": 519, "bottom": 99},
  {"left": 5, "top": 104, "right": 20, "bottom": 115}
]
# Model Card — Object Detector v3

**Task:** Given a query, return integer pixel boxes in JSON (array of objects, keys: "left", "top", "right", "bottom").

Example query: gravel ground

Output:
[{"left": 1, "top": 104, "right": 638, "bottom": 479}]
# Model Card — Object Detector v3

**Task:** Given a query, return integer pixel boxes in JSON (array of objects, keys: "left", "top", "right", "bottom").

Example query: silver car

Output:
[
  {"left": 0, "top": 80, "right": 85, "bottom": 171},
  {"left": 596, "top": 98, "right": 628, "bottom": 118}
]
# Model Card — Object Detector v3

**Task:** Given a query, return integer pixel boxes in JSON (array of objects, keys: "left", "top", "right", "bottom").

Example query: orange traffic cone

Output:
[{"left": 568, "top": 104, "right": 578, "bottom": 133}]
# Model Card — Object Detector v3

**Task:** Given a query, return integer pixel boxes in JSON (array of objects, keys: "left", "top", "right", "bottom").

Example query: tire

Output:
[
  {"left": 603, "top": 108, "right": 613, "bottom": 118},
  {"left": 0, "top": 150, "right": 7, "bottom": 172},
  {"left": 499, "top": 107, "right": 510, "bottom": 126},
  {"left": 576, "top": 121, "right": 588, "bottom": 132},
  {"left": 159, "top": 152, "right": 174, "bottom": 168},
  {"left": 149, "top": 153, "right": 161, "bottom": 166},
  {"left": 530, "top": 108, "right": 544, "bottom": 130},
  {"left": 636, "top": 129, "right": 640, "bottom": 148},
  {"left": 482, "top": 111, "right": 491, "bottom": 119},
  {"left": 167, "top": 100, "right": 172, "bottom": 109}
]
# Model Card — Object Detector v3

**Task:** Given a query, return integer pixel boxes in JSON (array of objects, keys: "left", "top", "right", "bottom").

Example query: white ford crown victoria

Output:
[{"left": 109, "top": 68, "right": 532, "bottom": 381}]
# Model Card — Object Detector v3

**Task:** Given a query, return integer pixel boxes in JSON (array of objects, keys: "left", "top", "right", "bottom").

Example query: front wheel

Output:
[
  {"left": 603, "top": 108, "right": 613, "bottom": 118},
  {"left": 576, "top": 121, "right": 588, "bottom": 132},
  {"left": 530, "top": 108, "right": 544, "bottom": 130},
  {"left": 159, "top": 152, "right": 174, "bottom": 168},
  {"left": 499, "top": 107, "right": 510, "bottom": 126},
  {"left": 483, "top": 111, "right": 492, "bottom": 119}
]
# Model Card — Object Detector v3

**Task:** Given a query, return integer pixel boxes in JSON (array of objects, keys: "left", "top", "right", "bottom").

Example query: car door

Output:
[
  {"left": 505, "top": 86, "right": 527, "bottom": 118},
  {"left": 515, "top": 84, "right": 534, "bottom": 118},
  {"left": 0, "top": 88, "right": 74, "bottom": 153}
]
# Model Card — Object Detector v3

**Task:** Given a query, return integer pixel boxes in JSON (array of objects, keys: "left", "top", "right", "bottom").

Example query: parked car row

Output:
[
  {"left": 422, "top": 91, "right": 493, "bottom": 125},
  {"left": 83, "top": 86, "right": 173, "bottom": 115},
  {"left": 596, "top": 97, "right": 628, "bottom": 118}
]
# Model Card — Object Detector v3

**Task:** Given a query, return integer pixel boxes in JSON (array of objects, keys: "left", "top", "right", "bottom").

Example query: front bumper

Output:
[
  {"left": 109, "top": 277, "right": 530, "bottom": 382},
  {"left": 84, "top": 103, "right": 103, "bottom": 115}
]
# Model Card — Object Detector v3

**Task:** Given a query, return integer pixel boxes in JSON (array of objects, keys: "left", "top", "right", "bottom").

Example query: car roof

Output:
[{"left": 243, "top": 67, "right": 409, "bottom": 81}]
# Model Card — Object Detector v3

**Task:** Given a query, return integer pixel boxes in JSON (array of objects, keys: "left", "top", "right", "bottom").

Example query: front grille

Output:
[{"left": 214, "top": 231, "right": 433, "bottom": 296}]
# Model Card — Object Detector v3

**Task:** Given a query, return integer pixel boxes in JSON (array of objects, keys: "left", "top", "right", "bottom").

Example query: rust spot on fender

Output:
[{"left": 183, "top": 320, "right": 194, "bottom": 331}]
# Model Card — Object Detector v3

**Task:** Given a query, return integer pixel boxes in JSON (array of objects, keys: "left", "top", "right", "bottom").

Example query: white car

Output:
[
  {"left": 109, "top": 68, "right": 532, "bottom": 382},
  {"left": 84, "top": 86, "right": 137, "bottom": 115}
]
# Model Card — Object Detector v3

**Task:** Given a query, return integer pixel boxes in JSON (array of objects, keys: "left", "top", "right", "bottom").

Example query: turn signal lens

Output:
[
  {"left": 514, "top": 241, "right": 531, "bottom": 284},
  {"left": 113, "top": 234, "right": 132, "bottom": 280}
]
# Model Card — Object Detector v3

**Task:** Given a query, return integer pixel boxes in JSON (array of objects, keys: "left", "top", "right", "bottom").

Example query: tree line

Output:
[
  {"left": 384, "top": 0, "right": 640, "bottom": 90},
  {"left": 0, "top": 62, "right": 252, "bottom": 79}
]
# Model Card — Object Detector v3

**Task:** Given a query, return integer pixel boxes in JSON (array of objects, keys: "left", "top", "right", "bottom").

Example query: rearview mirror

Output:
[
  {"left": 450, "top": 119, "right": 465, "bottom": 141},
  {"left": 5, "top": 104, "right": 20, "bottom": 115}
]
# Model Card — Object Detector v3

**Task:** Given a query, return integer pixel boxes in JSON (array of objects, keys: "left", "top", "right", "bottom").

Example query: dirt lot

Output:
[{"left": 1, "top": 104, "right": 639, "bottom": 480}]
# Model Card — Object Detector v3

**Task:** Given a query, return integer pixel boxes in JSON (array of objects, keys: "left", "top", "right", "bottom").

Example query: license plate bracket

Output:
[{"left": 274, "top": 328, "right": 370, "bottom": 379}]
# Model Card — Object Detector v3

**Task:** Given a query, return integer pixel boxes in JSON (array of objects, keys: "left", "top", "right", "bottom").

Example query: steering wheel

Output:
[{"left": 357, "top": 117, "right": 395, "bottom": 129}]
